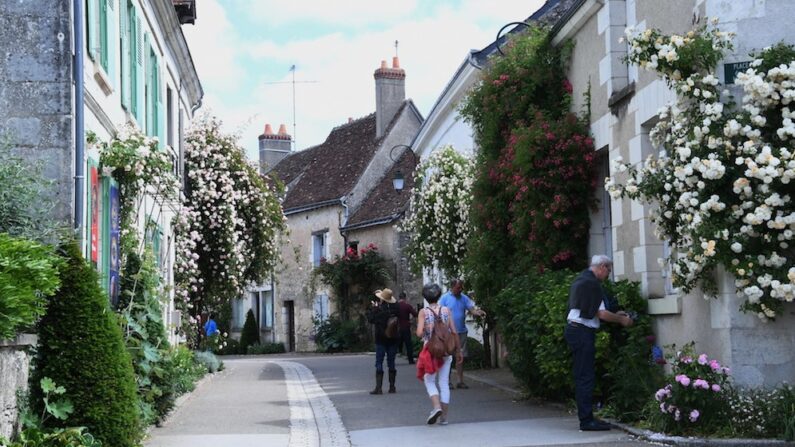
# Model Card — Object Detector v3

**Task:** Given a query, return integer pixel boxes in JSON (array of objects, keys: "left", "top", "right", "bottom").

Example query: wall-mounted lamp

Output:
[
  {"left": 389, "top": 144, "right": 419, "bottom": 193},
  {"left": 496, "top": 21, "right": 530, "bottom": 56}
]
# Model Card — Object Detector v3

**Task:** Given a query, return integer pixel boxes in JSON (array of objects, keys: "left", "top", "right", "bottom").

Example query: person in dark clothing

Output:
[
  {"left": 564, "top": 255, "right": 633, "bottom": 432},
  {"left": 397, "top": 291, "right": 418, "bottom": 364},
  {"left": 367, "top": 288, "right": 400, "bottom": 394}
]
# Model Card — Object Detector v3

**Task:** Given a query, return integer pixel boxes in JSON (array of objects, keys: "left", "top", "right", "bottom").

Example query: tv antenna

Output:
[{"left": 263, "top": 65, "right": 318, "bottom": 150}]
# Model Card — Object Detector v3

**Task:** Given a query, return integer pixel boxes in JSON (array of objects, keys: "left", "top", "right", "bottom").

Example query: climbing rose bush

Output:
[
  {"left": 176, "top": 115, "right": 285, "bottom": 334},
  {"left": 608, "top": 23, "right": 795, "bottom": 319},
  {"left": 400, "top": 145, "right": 474, "bottom": 279}
]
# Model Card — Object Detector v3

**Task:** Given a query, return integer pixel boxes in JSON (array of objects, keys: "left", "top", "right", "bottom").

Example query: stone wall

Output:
[
  {"left": 0, "top": 335, "right": 36, "bottom": 440},
  {"left": 0, "top": 0, "right": 74, "bottom": 226}
]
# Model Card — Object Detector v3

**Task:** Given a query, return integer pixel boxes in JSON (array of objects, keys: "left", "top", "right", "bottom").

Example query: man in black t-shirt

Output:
[{"left": 564, "top": 255, "right": 633, "bottom": 431}]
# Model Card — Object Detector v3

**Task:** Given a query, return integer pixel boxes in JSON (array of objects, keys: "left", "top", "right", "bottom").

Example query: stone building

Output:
[
  {"left": 0, "top": 0, "right": 201, "bottom": 436},
  {"left": 554, "top": 0, "right": 795, "bottom": 386},
  {"left": 248, "top": 58, "right": 424, "bottom": 352}
]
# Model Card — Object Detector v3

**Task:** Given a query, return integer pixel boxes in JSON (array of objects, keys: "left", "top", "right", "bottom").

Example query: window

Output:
[
  {"left": 261, "top": 290, "right": 274, "bottom": 328},
  {"left": 312, "top": 231, "right": 327, "bottom": 266},
  {"left": 314, "top": 294, "right": 329, "bottom": 322},
  {"left": 87, "top": 0, "right": 112, "bottom": 71}
]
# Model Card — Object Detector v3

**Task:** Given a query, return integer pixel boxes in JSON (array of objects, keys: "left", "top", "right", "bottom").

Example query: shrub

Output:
[
  {"left": 218, "top": 337, "right": 241, "bottom": 355},
  {"left": 648, "top": 343, "right": 731, "bottom": 435},
  {"left": 463, "top": 337, "right": 486, "bottom": 370},
  {"left": 246, "top": 342, "right": 286, "bottom": 355},
  {"left": 170, "top": 346, "right": 206, "bottom": 396},
  {"left": 5, "top": 378, "right": 101, "bottom": 447},
  {"left": 493, "top": 270, "right": 662, "bottom": 418},
  {"left": 31, "top": 242, "right": 141, "bottom": 446},
  {"left": 727, "top": 384, "right": 795, "bottom": 439},
  {"left": 0, "top": 233, "right": 60, "bottom": 339},
  {"left": 117, "top": 250, "right": 176, "bottom": 425},
  {"left": 312, "top": 315, "right": 366, "bottom": 352},
  {"left": 193, "top": 351, "right": 222, "bottom": 374},
  {"left": 238, "top": 309, "right": 260, "bottom": 354}
]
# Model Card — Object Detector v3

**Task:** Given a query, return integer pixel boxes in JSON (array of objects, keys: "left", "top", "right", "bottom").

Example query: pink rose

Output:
[
  {"left": 689, "top": 409, "right": 700, "bottom": 422},
  {"left": 698, "top": 354, "right": 708, "bottom": 365},
  {"left": 711, "top": 384, "right": 721, "bottom": 392}
]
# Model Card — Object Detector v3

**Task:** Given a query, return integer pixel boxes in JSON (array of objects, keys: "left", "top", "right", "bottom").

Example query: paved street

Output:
[{"left": 145, "top": 354, "right": 651, "bottom": 447}]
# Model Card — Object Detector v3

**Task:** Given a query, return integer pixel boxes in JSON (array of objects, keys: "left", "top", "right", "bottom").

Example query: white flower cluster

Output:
[
  {"left": 176, "top": 116, "right": 285, "bottom": 312},
  {"left": 609, "top": 27, "right": 795, "bottom": 318},
  {"left": 399, "top": 145, "right": 474, "bottom": 279}
]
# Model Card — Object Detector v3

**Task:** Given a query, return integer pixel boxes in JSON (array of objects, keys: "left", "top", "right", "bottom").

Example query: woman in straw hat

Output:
[{"left": 367, "top": 288, "right": 400, "bottom": 394}]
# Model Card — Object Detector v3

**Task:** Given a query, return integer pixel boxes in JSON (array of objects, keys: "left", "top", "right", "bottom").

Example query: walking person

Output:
[
  {"left": 564, "top": 255, "right": 633, "bottom": 431},
  {"left": 416, "top": 283, "right": 462, "bottom": 425},
  {"left": 397, "top": 291, "right": 418, "bottom": 364},
  {"left": 367, "top": 288, "right": 400, "bottom": 394},
  {"left": 439, "top": 279, "right": 485, "bottom": 389}
]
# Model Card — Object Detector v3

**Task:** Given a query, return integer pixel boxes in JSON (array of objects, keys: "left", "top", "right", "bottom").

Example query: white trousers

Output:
[{"left": 423, "top": 355, "right": 453, "bottom": 404}]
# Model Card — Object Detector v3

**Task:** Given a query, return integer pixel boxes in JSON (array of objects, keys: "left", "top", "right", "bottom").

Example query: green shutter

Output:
[
  {"left": 155, "top": 58, "right": 164, "bottom": 147},
  {"left": 99, "top": 0, "right": 108, "bottom": 70},
  {"left": 105, "top": 0, "right": 116, "bottom": 87},
  {"left": 86, "top": 0, "right": 97, "bottom": 60},
  {"left": 120, "top": 1, "right": 130, "bottom": 109},
  {"left": 144, "top": 35, "right": 153, "bottom": 136},
  {"left": 135, "top": 14, "right": 145, "bottom": 127}
]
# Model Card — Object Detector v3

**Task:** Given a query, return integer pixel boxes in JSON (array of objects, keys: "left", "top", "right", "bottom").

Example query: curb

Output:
[
  {"left": 608, "top": 420, "right": 795, "bottom": 447},
  {"left": 462, "top": 370, "right": 794, "bottom": 447}
]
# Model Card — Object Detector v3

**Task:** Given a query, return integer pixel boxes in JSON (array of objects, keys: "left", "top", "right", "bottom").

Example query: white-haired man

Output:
[{"left": 564, "top": 255, "right": 633, "bottom": 431}]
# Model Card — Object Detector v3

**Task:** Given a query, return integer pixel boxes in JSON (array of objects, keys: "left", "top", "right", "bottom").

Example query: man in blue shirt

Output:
[
  {"left": 204, "top": 313, "right": 218, "bottom": 337},
  {"left": 439, "top": 279, "right": 486, "bottom": 389}
]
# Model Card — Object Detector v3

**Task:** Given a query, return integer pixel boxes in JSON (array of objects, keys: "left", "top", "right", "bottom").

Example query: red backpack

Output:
[{"left": 427, "top": 307, "right": 457, "bottom": 358}]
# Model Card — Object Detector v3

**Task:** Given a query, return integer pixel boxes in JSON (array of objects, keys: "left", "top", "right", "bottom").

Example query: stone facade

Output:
[
  {"left": 561, "top": 0, "right": 795, "bottom": 386},
  {"left": 0, "top": 0, "right": 74, "bottom": 225},
  {"left": 0, "top": 336, "right": 36, "bottom": 440}
]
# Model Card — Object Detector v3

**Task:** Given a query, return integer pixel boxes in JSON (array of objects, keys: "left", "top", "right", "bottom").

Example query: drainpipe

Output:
[
  {"left": 339, "top": 195, "right": 349, "bottom": 254},
  {"left": 73, "top": 0, "right": 86, "bottom": 245}
]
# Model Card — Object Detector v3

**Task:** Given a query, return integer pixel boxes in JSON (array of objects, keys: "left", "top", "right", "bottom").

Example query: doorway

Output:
[{"left": 284, "top": 300, "right": 295, "bottom": 352}]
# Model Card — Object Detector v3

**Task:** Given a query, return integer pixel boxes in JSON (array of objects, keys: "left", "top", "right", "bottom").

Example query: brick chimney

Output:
[
  {"left": 374, "top": 57, "right": 405, "bottom": 138},
  {"left": 258, "top": 123, "right": 292, "bottom": 174}
]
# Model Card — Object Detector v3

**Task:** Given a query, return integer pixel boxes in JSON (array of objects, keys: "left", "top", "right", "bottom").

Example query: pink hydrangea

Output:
[{"left": 693, "top": 379, "right": 710, "bottom": 389}]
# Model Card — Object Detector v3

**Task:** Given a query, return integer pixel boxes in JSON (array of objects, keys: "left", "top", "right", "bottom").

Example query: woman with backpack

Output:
[
  {"left": 416, "top": 283, "right": 463, "bottom": 425},
  {"left": 367, "top": 288, "right": 400, "bottom": 394}
]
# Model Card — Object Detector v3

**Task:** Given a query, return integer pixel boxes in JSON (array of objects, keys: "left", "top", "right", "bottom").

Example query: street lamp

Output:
[
  {"left": 389, "top": 144, "right": 419, "bottom": 193},
  {"left": 495, "top": 21, "right": 530, "bottom": 56}
]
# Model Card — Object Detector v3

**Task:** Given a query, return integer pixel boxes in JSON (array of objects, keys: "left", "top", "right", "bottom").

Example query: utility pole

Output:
[{"left": 263, "top": 65, "right": 318, "bottom": 151}]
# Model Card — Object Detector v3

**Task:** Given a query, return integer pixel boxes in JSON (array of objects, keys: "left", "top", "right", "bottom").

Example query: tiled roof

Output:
[
  {"left": 271, "top": 113, "right": 382, "bottom": 211},
  {"left": 343, "top": 147, "right": 418, "bottom": 229}
]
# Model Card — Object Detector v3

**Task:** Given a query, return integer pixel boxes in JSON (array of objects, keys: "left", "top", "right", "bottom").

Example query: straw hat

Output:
[{"left": 374, "top": 288, "right": 396, "bottom": 304}]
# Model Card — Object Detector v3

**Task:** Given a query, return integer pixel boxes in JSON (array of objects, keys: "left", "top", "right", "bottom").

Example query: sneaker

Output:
[
  {"left": 456, "top": 382, "right": 469, "bottom": 389},
  {"left": 427, "top": 408, "right": 443, "bottom": 425},
  {"left": 579, "top": 420, "right": 611, "bottom": 431}
]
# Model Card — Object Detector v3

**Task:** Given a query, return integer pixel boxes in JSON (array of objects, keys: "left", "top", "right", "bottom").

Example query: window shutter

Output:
[
  {"left": 99, "top": 0, "right": 108, "bottom": 70},
  {"left": 156, "top": 60, "right": 165, "bottom": 148},
  {"left": 323, "top": 232, "right": 329, "bottom": 259},
  {"left": 105, "top": 0, "right": 116, "bottom": 87},
  {"left": 135, "top": 14, "right": 145, "bottom": 126},
  {"left": 141, "top": 32, "right": 154, "bottom": 137},
  {"left": 86, "top": 0, "right": 97, "bottom": 60},
  {"left": 119, "top": 1, "right": 130, "bottom": 109}
]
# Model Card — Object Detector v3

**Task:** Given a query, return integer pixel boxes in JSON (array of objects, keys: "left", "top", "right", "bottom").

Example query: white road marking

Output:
[{"left": 273, "top": 360, "right": 351, "bottom": 447}]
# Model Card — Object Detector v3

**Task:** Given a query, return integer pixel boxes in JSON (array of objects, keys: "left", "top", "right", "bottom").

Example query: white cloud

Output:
[{"left": 184, "top": 0, "right": 546, "bottom": 161}]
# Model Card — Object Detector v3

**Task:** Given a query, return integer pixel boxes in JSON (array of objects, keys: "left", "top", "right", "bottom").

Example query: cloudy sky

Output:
[{"left": 183, "top": 0, "right": 545, "bottom": 161}]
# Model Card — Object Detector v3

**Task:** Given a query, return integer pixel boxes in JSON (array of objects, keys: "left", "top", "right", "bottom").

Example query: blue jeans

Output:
[
  {"left": 564, "top": 323, "right": 596, "bottom": 424},
  {"left": 375, "top": 343, "right": 397, "bottom": 372}
]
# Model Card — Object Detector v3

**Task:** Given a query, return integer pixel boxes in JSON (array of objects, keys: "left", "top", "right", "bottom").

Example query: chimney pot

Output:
[
  {"left": 278, "top": 124, "right": 288, "bottom": 136},
  {"left": 348, "top": 117, "right": 353, "bottom": 123},
  {"left": 392, "top": 56, "right": 400, "bottom": 69},
  {"left": 264, "top": 123, "right": 273, "bottom": 135},
  {"left": 380, "top": 60, "right": 387, "bottom": 69}
]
